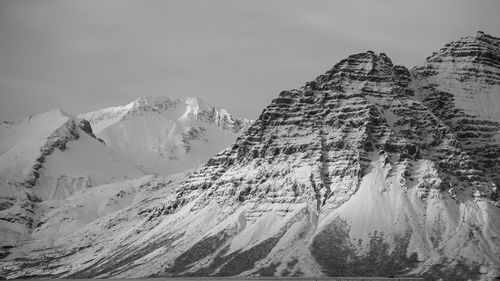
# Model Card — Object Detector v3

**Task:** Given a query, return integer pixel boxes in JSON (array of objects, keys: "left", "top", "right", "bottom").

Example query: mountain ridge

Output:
[
  {"left": 78, "top": 95, "right": 253, "bottom": 174},
  {"left": 79, "top": 95, "right": 253, "bottom": 134}
]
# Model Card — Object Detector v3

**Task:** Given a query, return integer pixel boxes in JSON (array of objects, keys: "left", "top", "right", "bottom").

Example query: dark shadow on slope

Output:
[
  {"left": 310, "top": 217, "right": 419, "bottom": 277},
  {"left": 164, "top": 207, "right": 315, "bottom": 277},
  {"left": 165, "top": 232, "right": 231, "bottom": 275}
]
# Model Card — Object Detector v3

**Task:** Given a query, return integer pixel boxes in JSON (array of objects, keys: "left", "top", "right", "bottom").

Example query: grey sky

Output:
[{"left": 1, "top": 0, "right": 499, "bottom": 121}]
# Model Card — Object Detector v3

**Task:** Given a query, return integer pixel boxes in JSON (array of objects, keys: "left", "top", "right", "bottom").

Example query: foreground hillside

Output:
[{"left": 1, "top": 32, "right": 499, "bottom": 280}]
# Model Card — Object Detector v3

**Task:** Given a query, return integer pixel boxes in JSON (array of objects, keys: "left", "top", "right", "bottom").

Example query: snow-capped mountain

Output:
[
  {"left": 0, "top": 109, "right": 144, "bottom": 246},
  {"left": 78, "top": 96, "right": 253, "bottom": 174},
  {"left": 1, "top": 32, "right": 500, "bottom": 281}
]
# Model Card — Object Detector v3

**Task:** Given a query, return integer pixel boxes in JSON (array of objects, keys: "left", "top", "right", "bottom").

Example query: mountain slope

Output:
[
  {"left": 78, "top": 96, "right": 253, "bottom": 174},
  {"left": 0, "top": 109, "right": 144, "bottom": 246},
  {"left": 412, "top": 31, "right": 500, "bottom": 191},
  {"left": 2, "top": 32, "right": 500, "bottom": 280}
]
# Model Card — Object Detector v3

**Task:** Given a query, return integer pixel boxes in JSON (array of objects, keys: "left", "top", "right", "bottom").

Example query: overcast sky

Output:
[{"left": 1, "top": 0, "right": 499, "bottom": 121}]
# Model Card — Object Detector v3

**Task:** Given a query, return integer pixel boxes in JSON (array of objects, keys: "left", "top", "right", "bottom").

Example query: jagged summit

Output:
[
  {"left": 80, "top": 95, "right": 252, "bottom": 133},
  {"left": 428, "top": 31, "right": 500, "bottom": 61},
  {"left": 413, "top": 30, "right": 500, "bottom": 115},
  {"left": 419, "top": 31, "right": 500, "bottom": 83},
  {"left": 306, "top": 51, "right": 409, "bottom": 96},
  {"left": 327, "top": 51, "right": 395, "bottom": 75},
  {"left": 127, "top": 95, "right": 180, "bottom": 114},
  {"left": 183, "top": 96, "right": 224, "bottom": 120}
]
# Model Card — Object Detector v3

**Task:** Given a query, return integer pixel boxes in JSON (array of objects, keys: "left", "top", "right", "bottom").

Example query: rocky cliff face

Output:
[
  {"left": 412, "top": 31, "right": 500, "bottom": 196},
  {"left": 1, "top": 32, "right": 499, "bottom": 280},
  {"left": 78, "top": 96, "right": 253, "bottom": 174}
]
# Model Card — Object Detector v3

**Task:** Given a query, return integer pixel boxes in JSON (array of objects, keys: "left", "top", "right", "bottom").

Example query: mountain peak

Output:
[
  {"left": 26, "top": 108, "right": 70, "bottom": 122},
  {"left": 320, "top": 51, "right": 396, "bottom": 82},
  {"left": 128, "top": 95, "right": 180, "bottom": 113},
  {"left": 473, "top": 30, "right": 500, "bottom": 45},
  {"left": 183, "top": 96, "right": 230, "bottom": 120},
  {"left": 331, "top": 51, "right": 395, "bottom": 73},
  {"left": 132, "top": 95, "right": 177, "bottom": 105},
  {"left": 182, "top": 96, "right": 252, "bottom": 133},
  {"left": 303, "top": 51, "right": 407, "bottom": 95},
  {"left": 47, "top": 108, "right": 69, "bottom": 116},
  {"left": 184, "top": 96, "right": 213, "bottom": 112},
  {"left": 413, "top": 31, "right": 500, "bottom": 94},
  {"left": 423, "top": 31, "right": 500, "bottom": 65}
]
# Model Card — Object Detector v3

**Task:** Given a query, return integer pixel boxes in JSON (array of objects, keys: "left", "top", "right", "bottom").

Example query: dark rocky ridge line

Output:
[{"left": 24, "top": 119, "right": 101, "bottom": 189}]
